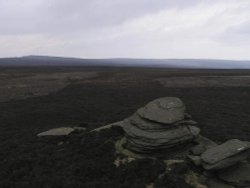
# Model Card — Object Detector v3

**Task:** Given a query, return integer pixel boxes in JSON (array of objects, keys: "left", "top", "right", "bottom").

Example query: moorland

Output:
[{"left": 0, "top": 66, "right": 250, "bottom": 187}]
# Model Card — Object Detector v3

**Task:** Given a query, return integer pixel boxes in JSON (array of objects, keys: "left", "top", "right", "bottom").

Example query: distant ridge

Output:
[{"left": 1, "top": 55, "right": 250, "bottom": 69}]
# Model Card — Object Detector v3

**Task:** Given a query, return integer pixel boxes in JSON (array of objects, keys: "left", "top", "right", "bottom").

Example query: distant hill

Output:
[{"left": 1, "top": 55, "right": 250, "bottom": 69}]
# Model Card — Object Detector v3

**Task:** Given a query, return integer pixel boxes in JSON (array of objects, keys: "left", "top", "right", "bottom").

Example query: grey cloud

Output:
[
  {"left": 0, "top": 0, "right": 199, "bottom": 35},
  {"left": 219, "top": 20, "right": 250, "bottom": 45},
  {"left": 231, "top": 20, "right": 250, "bottom": 35},
  {"left": 1, "top": 0, "right": 250, "bottom": 59}
]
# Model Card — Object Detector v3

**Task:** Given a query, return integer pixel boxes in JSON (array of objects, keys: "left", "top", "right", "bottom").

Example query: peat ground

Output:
[{"left": 0, "top": 67, "right": 250, "bottom": 187}]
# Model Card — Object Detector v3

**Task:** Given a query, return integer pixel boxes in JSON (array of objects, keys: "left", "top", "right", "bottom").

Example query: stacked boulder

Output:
[{"left": 122, "top": 97, "right": 200, "bottom": 153}]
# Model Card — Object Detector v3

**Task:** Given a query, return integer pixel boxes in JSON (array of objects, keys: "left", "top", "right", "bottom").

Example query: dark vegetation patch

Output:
[
  {"left": 0, "top": 127, "right": 168, "bottom": 188},
  {"left": 155, "top": 163, "right": 193, "bottom": 188}
]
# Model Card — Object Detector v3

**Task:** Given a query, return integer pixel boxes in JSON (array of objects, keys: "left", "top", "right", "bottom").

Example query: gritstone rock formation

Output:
[
  {"left": 117, "top": 97, "right": 250, "bottom": 187},
  {"left": 37, "top": 96, "right": 250, "bottom": 188},
  {"left": 122, "top": 97, "right": 200, "bottom": 153}
]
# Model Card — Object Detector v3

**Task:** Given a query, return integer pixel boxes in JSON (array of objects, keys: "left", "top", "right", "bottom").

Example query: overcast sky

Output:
[{"left": 1, "top": 0, "right": 250, "bottom": 59}]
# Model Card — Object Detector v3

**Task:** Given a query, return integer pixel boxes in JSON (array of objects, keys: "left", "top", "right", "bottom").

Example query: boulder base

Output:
[{"left": 217, "top": 162, "right": 250, "bottom": 187}]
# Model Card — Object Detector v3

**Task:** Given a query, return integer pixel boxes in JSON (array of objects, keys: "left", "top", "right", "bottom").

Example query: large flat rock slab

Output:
[
  {"left": 201, "top": 139, "right": 249, "bottom": 170},
  {"left": 202, "top": 151, "right": 248, "bottom": 170},
  {"left": 201, "top": 139, "right": 249, "bottom": 164},
  {"left": 37, "top": 127, "right": 75, "bottom": 136}
]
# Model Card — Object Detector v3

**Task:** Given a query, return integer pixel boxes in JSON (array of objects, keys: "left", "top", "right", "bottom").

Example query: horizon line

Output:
[{"left": 1, "top": 55, "right": 250, "bottom": 62}]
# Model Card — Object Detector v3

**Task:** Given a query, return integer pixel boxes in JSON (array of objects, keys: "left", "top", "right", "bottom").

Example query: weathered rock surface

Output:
[
  {"left": 123, "top": 121, "right": 199, "bottom": 141},
  {"left": 37, "top": 127, "right": 75, "bottom": 136},
  {"left": 201, "top": 139, "right": 249, "bottom": 170},
  {"left": 137, "top": 97, "right": 186, "bottom": 124},
  {"left": 123, "top": 119, "right": 199, "bottom": 152},
  {"left": 217, "top": 162, "right": 250, "bottom": 187},
  {"left": 128, "top": 113, "right": 168, "bottom": 130},
  {"left": 121, "top": 97, "right": 201, "bottom": 154},
  {"left": 128, "top": 113, "right": 198, "bottom": 132}
]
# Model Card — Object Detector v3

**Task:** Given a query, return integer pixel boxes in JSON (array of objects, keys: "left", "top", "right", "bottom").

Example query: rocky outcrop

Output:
[
  {"left": 114, "top": 97, "right": 250, "bottom": 188},
  {"left": 35, "top": 96, "right": 250, "bottom": 188},
  {"left": 121, "top": 97, "right": 200, "bottom": 153}
]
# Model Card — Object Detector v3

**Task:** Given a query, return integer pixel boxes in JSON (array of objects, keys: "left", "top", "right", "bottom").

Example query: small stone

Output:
[
  {"left": 57, "top": 141, "right": 64, "bottom": 146},
  {"left": 191, "top": 136, "right": 218, "bottom": 155},
  {"left": 187, "top": 155, "right": 202, "bottom": 166}
]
